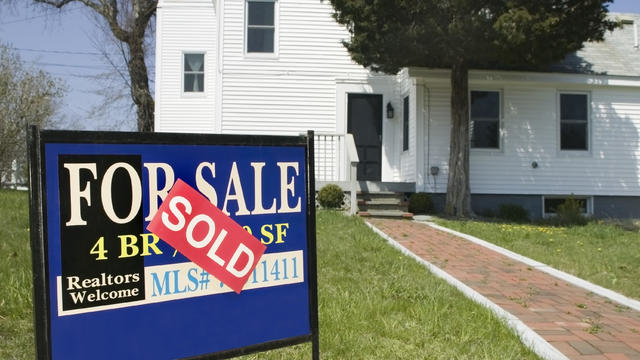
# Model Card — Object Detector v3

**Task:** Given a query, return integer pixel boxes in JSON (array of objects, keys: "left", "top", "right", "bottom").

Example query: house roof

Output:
[{"left": 551, "top": 13, "right": 640, "bottom": 77}]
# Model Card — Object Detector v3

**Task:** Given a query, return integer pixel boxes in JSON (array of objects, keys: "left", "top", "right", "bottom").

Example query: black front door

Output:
[{"left": 347, "top": 94, "right": 382, "bottom": 181}]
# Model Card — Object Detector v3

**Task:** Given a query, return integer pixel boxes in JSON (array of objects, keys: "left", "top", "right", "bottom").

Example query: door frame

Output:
[{"left": 336, "top": 80, "right": 397, "bottom": 182}]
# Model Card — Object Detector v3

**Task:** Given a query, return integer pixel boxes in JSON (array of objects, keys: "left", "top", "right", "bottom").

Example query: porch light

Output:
[{"left": 386, "top": 102, "right": 394, "bottom": 119}]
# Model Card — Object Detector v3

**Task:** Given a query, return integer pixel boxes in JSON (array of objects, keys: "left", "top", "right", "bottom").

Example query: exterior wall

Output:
[
  {"left": 422, "top": 86, "right": 452, "bottom": 194},
  {"left": 155, "top": 0, "right": 218, "bottom": 133},
  {"left": 427, "top": 193, "right": 543, "bottom": 220},
  {"left": 155, "top": 0, "right": 405, "bottom": 182},
  {"left": 398, "top": 69, "right": 415, "bottom": 183},
  {"left": 220, "top": 0, "right": 401, "bottom": 181},
  {"left": 417, "top": 70, "right": 640, "bottom": 198},
  {"left": 471, "top": 194, "right": 544, "bottom": 219},
  {"left": 154, "top": 2, "right": 640, "bottom": 203},
  {"left": 430, "top": 193, "right": 640, "bottom": 219},
  {"left": 593, "top": 196, "right": 640, "bottom": 218}
]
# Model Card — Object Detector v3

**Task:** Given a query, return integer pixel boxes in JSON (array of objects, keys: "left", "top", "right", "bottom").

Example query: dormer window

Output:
[{"left": 246, "top": 0, "right": 276, "bottom": 54}]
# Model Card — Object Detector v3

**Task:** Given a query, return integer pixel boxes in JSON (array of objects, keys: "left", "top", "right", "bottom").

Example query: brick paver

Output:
[{"left": 368, "top": 218, "right": 640, "bottom": 360}]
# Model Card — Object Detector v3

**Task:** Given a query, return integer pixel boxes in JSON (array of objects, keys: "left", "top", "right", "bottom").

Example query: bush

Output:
[
  {"left": 555, "top": 197, "right": 588, "bottom": 226},
  {"left": 497, "top": 204, "right": 529, "bottom": 223},
  {"left": 317, "top": 184, "right": 344, "bottom": 209},
  {"left": 408, "top": 192, "right": 434, "bottom": 214}
]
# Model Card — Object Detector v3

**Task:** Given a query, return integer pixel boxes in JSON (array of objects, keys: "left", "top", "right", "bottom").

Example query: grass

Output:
[
  {"left": 434, "top": 218, "right": 640, "bottom": 300},
  {"left": 0, "top": 190, "right": 538, "bottom": 359},
  {"left": 0, "top": 190, "right": 34, "bottom": 359}
]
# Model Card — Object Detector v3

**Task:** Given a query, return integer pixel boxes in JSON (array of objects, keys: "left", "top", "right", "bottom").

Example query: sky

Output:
[
  {"left": 0, "top": 0, "right": 639, "bottom": 132},
  {"left": 0, "top": 2, "right": 142, "bottom": 131}
]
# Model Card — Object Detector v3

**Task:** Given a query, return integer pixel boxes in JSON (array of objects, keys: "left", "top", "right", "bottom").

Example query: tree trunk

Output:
[
  {"left": 444, "top": 60, "right": 472, "bottom": 217},
  {"left": 128, "top": 37, "right": 155, "bottom": 132}
]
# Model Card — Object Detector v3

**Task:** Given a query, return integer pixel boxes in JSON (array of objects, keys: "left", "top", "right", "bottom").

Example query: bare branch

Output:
[
  {"left": 34, "top": 0, "right": 157, "bottom": 131},
  {"left": 33, "top": 0, "right": 75, "bottom": 9}
]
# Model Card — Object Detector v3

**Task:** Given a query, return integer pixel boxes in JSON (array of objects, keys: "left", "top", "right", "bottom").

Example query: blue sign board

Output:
[{"left": 28, "top": 129, "right": 318, "bottom": 359}]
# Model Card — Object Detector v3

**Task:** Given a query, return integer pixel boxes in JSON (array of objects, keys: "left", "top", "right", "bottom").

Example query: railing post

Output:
[{"left": 350, "top": 162, "right": 357, "bottom": 215}]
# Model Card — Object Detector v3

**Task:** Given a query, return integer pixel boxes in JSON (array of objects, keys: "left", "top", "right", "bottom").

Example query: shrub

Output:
[
  {"left": 317, "top": 184, "right": 344, "bottom": 209},
  {"left": 497, "top": 204, "right": 529, "bottom": 223},
  {"left": 555, "top": 197, "right": 588, "bottom": 226},
  {"left": 408, "top": 192, "right": 434, "bottom": 214}
]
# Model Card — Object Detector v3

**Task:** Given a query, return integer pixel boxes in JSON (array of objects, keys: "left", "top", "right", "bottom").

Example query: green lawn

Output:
[
  {"left": 0, "top": 190, "right": 33, "bottom": 359},
  {"left": 434, "top": 218, "right": 640, "bottom": 300},
  {"left": 0, "top": 190, "right": 538, "bottom": 359}
]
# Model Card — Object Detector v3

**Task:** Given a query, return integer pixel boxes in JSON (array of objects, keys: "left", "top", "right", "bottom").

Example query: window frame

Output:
[
  {"left": 402, "top": 95, "right": 409, "bottom": 152},
  {"left": 244, "top": 0, "right": 278, "bottom": 57},
  {"left": 542, "top": 195, "right": 592, "bottom": 217},
  {"left": 182, "top": 51, "right": 206, "bottom": 95},
  {"left": 469, "top": 89, "right": 503, "bottom": 151},
  {"left": 558, "top": 91, "right": 591, "bottom": 154}
]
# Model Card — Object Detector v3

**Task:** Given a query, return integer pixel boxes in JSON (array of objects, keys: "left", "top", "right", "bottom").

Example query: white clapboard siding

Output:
[
  {"left": 423, "top": 81, "right": 640, "bottom": 196},
  {"left": 398, "top": 70, "right": 415, "bottom": 182},
  {"left": 155, "top": 0, "right": 217, "bottom": 133},
  {"left": 423, "top": 86, "right": 452, "bottom": 193},
  {"left": 220, "top": 0, "right": 373, "bottom": 136},
  {"left": 156, "top": 0, "right": 402, "bottom": 182}
]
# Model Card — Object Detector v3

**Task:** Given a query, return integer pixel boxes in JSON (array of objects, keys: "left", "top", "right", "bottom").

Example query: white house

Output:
[{"left": 154, "top": 0, "right": 640, "bottom": 218}]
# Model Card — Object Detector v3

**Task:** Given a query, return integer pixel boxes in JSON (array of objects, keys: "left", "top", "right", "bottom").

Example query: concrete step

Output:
[
  {"left": 358, "top": 197, "right": 404, "bottom": 206},
  {"left": 357, "top": 191, "right": 409, "bottom": 214},
  {"left": 357, "top": 191, "right": 405, "bottom": 200},
  {"left": 356, "top": 181, "right": 414, "bottom": 193},
  {"left": 359, "top": 203, "right": 408, "bottom": 212}
]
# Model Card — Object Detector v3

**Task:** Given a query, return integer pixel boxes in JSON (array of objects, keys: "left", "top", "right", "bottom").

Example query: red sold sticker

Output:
[{"left": 147, "top": 179, "right": 266, "bottom": 294}]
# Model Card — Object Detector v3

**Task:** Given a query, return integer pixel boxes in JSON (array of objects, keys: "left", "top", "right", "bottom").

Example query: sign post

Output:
[{"left": 28, "top": 127, "right": 319, "bottom": 360}]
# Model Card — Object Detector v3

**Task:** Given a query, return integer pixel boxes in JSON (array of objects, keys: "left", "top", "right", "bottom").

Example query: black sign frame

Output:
[{"left": 28, "top": 127, "right": 319, "bottom": 360}]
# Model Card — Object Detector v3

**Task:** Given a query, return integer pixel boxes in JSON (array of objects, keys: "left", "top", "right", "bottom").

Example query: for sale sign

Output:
[{"left": 28, "top": 128, "right": 318, "bottom": 360}]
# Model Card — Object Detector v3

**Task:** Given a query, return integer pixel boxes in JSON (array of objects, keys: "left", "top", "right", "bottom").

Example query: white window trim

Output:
[
  {"left": 181, "top": 51, "right": 206, "bottom": 97},
  {"left": 557, "top": 91, "right": 591, "bottom": 156},
  {"left": 402, "top": 94, "right": 410, "bottom": 153},
  {"left": 470, "top": 89, "right": 503, "bottom": 153},
  {"left": 244, "top": 0, "right": 279, "bottom": 58},
  {"left": 542, "top": 195, "right": 593, "bottom": 218}
]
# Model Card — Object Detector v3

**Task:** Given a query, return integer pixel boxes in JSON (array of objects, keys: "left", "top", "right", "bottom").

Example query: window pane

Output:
[
  {"left": 403, "top": 96, "right": 409, "bottom": 151},
  {"left": 561, "top": 122, "right": 587, "bottom": 150},
  {"left": 544, "top": 198, "right": 563, "bottom": 213},
  {"left": 247, "top": 28, "right": 274, "bottom": 52},
  {"left": 471, "top": 91, "right": 499, "bottom": 119},
  {"left": 184, "top": 74, "right": 204, "bottom": 92},
  {"left": 471, "top": 120, "right": 499, "bottom": 148},
  {"left": 544, "top": 198, "right": 586, "bottom": 214},
  {"left": 248, "top": 1, "right": 274, "bottom": 26},
  {"left": 560, "top": 94, "right": 587, "bottom": 120},
  {"left": 184, "top": 53, "right": 204, "bottom": 72}
]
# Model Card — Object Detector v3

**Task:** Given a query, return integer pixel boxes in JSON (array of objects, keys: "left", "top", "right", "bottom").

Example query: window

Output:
[
  {"left": 470, "top": 90, "right": 500, "bottom": 149},
  {"left": 183, "top": 53, "right": 204, "bottom": 93},
  {"left": 560, "top": 93, "right": 589, "bottom": 151},
  {"left": 544, "top": 196, "right": 590, "bottom": 216},
  {"left": 246, "top": 0, "right": 276, "bottom": 53},
  {"left": 403, "top": 96, "right": 409, "bottom": 151}
]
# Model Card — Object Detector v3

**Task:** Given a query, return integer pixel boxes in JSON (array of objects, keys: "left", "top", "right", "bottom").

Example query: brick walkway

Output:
[{"left": 367, "top": 218, "right": 640, "bottom": 360}]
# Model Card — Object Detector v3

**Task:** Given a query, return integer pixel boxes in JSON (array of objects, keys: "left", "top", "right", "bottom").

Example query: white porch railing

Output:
[
  {"left": 314, "top": 133, "right": 359, "bottom": 214},
  {"left": 1, "top": 159, "right": 27, "bottom": 190}
]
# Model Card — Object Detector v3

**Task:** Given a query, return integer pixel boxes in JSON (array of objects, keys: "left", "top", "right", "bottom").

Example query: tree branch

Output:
[
  {"left": 34, "top": 0, "right": 157, "bottom": 131},
  {"left": 35, "top": 0, "right": 130, "bottom": 42}
]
